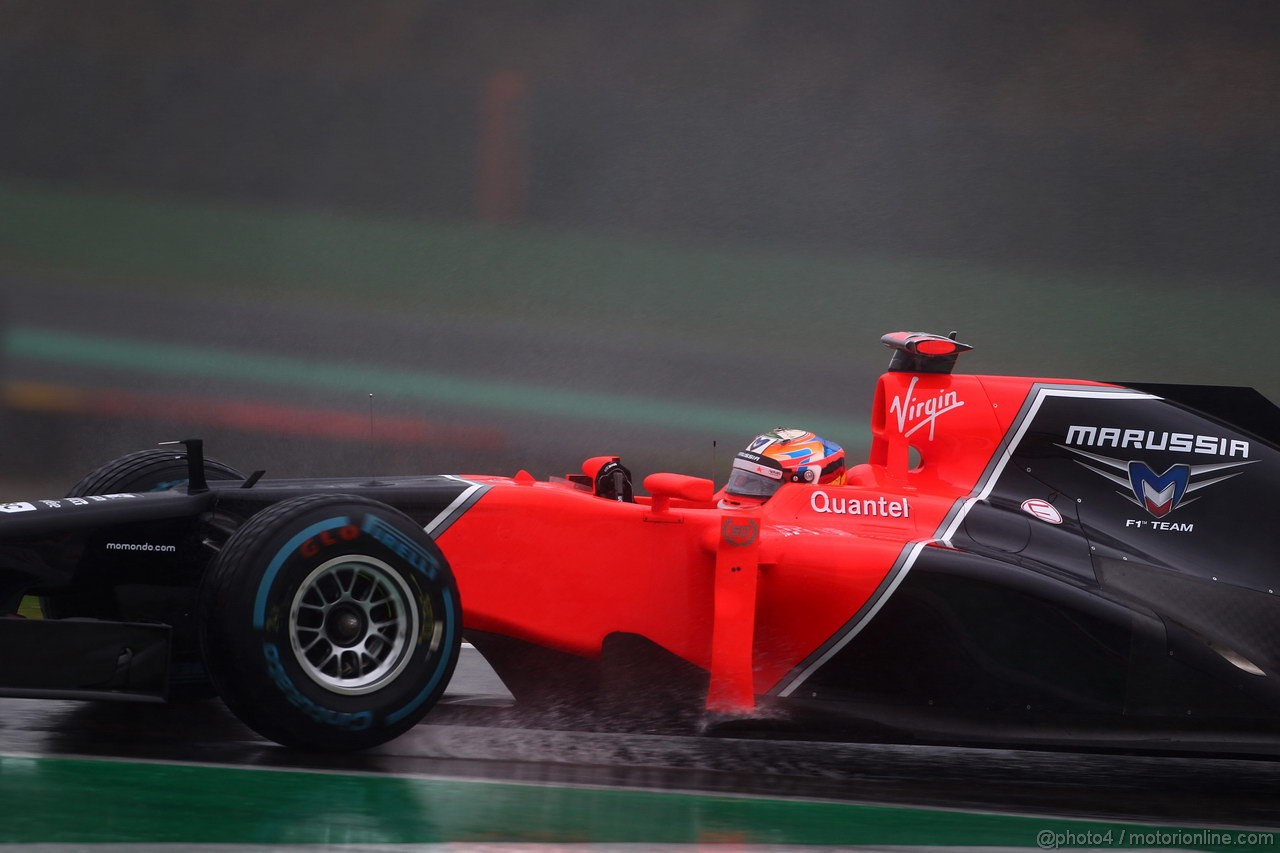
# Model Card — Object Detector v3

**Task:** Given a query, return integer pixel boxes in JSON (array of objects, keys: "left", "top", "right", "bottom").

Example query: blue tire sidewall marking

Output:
[
  {"left": 251, "top": 516, "right": 352, "bottom": 630},
  {"left": 250, "top": 509, "right": 456, "bottom": 727},
  {"left": 359, "top": 513, "right": 440, "bottom": 579},
  {"left": 262, "top": 641, "right": 374, "bottom": 731},
  {"left": 386, "top": 588, "right": 457, "bottom": 724}
]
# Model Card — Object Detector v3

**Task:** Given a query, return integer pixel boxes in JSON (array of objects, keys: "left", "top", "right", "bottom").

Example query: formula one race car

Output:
[{"left": 2, "top": 331, "right": 1278, "bottom": 751}]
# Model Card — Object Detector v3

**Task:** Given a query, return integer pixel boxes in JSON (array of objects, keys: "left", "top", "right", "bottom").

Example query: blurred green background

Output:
[{"left": 2, "top": 1, "right": 1278, "bottom": 493}]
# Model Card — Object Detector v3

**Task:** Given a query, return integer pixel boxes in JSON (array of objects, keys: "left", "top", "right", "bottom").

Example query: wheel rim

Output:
[{"left": 288, "top": 555, "right": 420, "bottom": 695}]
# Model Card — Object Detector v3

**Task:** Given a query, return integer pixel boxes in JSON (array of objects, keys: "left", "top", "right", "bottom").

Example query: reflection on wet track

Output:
[{"left": 1, "top": 650, "right": 1279, "bottom": 848}]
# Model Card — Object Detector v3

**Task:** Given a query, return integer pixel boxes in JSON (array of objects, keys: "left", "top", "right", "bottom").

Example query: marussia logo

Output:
[{"left": 1059, "top": 444, "right": 1257, "bottom": 518}]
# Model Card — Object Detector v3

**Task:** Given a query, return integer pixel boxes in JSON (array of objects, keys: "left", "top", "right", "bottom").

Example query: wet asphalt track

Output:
[{"left": 2, "top": 648, "right": 1279, "bottom": 832}]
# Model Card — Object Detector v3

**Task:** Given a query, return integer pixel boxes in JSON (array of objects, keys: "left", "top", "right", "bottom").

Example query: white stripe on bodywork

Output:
[
  {"left": 424, "top": 475, "right": 489, "bottom": 537},
  {"left": 936, "top": 387, "right": 1157, "bottom": 546},
  {"left": 774, "top": 384, "right": 1157, "bottom": 697},
  {"left": 775, "top": 540, "right": 928, "bottom": 697}
]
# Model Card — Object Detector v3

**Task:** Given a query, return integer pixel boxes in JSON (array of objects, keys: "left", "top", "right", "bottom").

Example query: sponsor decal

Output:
[
  {"left": 733, "top": 457, "right": 783, "bottom": 480},
  {"left": 1021, "top": 498, "right": 1063, "bottom": 524},
  {"left": 1128, "top": 461, "right": 1189, "bottom": 518},
  {"left": 889, "top": 376, "right": 964, "bottom": 441},
  {"left": 298, "top": 524, "right": 360, "bottom": 558},
  {"left": 1125, "top": 518, "right": 1195, "bottom": 533},
  {"left": 721, "top": 518, "right": 760, "bottom": 546},
  {"left": 810, "top": 490, "right": 911, "bottom": 519},
  {"left": 1065, "top": 425, "right": 1249, "bottom": 458},
  {"left": 746, "top": 429, "right": 809, "bottom": 453},
  {"left": 0, "top": 494, "right": 137, "bottom": 514},
  {"left": 1060, "top": 443, "right": 1257, "bottom": 522},
  {"left": 263, "top": 643, "right": 372, "bottom": 731},
  {"left": 106, "top": 542, "right": 177, "bottom": 553},
  {"left": 362, "top": 514, "right": 438, "bottom": 578}
]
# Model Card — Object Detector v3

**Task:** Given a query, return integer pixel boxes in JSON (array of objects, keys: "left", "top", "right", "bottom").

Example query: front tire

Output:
[
  {"left": 66, "top": 448, "right": 244, "bottom": 500},
  {"left": 199, "top": 494, "right": 461, "bottom": 751}
]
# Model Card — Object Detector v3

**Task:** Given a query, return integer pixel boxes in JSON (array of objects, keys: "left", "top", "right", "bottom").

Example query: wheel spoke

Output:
[
  {"left": 353, "top": 573, "right": 376, "bottom": 602},
  {"left": 289, "top": 556, "right": 419, "bottom": 694},
  {"left": 316, "top": 649, "right": 338, "bottom": 675},
  {"left": 345, "top": 650, "right": 363, "bottom": 679}
]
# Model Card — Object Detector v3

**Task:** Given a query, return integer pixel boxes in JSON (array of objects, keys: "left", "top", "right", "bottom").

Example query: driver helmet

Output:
[{"left": 723, "top": 428, "right": 846, "bottom": 505}]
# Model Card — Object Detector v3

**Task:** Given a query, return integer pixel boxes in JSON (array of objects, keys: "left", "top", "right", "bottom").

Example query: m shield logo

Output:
[
  {"left": 1127, "top": 462, "right": 1189, "bottom": 518},
  {"left": 1059, "top": 443, "right": 1257, "bottom": 519}
]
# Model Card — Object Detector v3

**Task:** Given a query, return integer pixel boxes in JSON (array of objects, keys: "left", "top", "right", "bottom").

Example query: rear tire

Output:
[{"left": 198, "top": 494, "right": 461, "bottom": 751}]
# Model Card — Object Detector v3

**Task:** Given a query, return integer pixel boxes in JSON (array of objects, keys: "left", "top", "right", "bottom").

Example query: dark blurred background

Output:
[{"left": 2, "top": 0, "right": 1278, "bottom": 494}]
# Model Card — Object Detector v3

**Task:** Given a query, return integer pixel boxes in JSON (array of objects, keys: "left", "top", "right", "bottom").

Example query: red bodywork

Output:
[{"left": 438, "top": 370, "right": 1110, "bottom": 712}]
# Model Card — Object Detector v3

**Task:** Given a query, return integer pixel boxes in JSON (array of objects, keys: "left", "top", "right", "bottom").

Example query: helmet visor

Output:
[{"left": 726, "top": 455, "right": 785, "bottom": 498}]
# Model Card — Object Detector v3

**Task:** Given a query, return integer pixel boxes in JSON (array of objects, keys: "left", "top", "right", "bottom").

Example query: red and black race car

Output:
[{"left": 2, "top": 331, "right": 1278, "bottom": 751}]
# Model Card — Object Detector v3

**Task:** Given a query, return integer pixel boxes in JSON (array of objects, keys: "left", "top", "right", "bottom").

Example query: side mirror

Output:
[
  {"left": 644, "top": 473, "right": 715, "bottom": 514},
  {"left": 582, "top": 455, "right": 633, "bottom": 502}
]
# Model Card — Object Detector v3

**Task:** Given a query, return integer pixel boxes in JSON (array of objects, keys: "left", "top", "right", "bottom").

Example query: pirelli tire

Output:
[
  {"left": 66, "top": 448, "right": 245, "bottom": 500},
  {"left": 198, "top": 494, "right": 461, "bottom": 751}
]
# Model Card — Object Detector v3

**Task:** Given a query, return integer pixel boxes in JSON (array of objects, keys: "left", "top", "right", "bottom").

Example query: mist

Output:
[{"left": 3, "top": 0, "right": 1278, "bottom": 490}]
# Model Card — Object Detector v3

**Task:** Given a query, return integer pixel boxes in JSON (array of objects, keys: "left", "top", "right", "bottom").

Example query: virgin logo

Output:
[{"left": 889, "top": 376, "right": 964, "bottom": 441}]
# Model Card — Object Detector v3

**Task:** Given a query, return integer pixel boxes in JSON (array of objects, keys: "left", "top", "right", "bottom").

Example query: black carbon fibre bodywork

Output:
[
  {"left": 0, "top": 476, "right": 481, "bottom": 700},
  {"left": 799, "top": 546, "right": 1280, "bottom": 728},
  {"left": 0, "top": 477, "right": 479, "bottom": 606},
  {"left": 789, "top": 385, "right": 1280, "bottom": 740}
]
